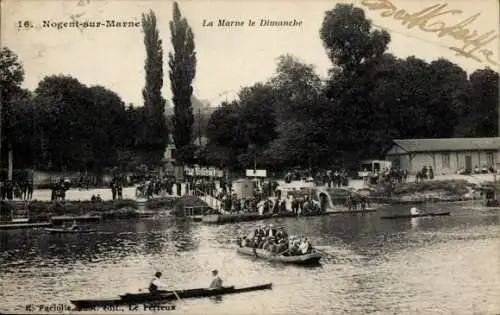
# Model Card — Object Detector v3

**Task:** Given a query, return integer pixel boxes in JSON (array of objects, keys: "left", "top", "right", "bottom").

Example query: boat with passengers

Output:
[{"left": 236, "top": 225, "right": 322, "bottom": 265}]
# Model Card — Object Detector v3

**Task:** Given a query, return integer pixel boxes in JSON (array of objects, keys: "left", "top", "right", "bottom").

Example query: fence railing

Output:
[
  {"left": 193, "top": 188, "right": 228, "bottom": 214},
  {"left": 183, "top": 205, "right": 210, "bottom": 216}
]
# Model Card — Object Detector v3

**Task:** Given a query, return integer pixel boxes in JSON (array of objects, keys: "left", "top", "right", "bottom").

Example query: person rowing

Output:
[
  {"left": 149, "top": 272, "right": 168, "bottom": 294},
  {"left": 209, "top": 270, "right": 223, "bottom": 289}
]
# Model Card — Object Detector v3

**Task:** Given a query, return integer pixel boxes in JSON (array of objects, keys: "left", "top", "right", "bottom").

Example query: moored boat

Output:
[
  {"left": 202, "top": 208, "right": 376, "bottom": 224},
  {"left": 236, "top": 247, "right": 322, "bottom": 265},
  {"left": 71, "top": 283, "right": 272, "bottom": 310},
  {"left": 380, "top": 212, "right": 450, "bottom": 219},
  {"left": 44, "top": 228, "right": 96, "bottom": 234}
]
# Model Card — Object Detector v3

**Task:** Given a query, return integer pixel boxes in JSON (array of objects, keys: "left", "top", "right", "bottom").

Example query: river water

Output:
[{"left": 1, "top": 202, "right": 499, "bottom": 315}]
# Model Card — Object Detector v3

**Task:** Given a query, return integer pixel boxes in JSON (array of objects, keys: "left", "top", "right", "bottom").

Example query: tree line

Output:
[
  {"left": 0, "top": 2, "right": 197, "bottom": 176},
  {"left": 204, "top": 3, "right": 499, "bottom": 172},
  {"left": 1, "top": 3, "right": 498, "bottom": 176}
]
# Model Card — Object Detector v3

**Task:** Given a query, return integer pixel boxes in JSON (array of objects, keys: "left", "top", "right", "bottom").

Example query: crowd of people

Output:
[
  {"left": 415, "top": 166, "right": 434, "bottom": 182},
  {"left": 457, "top": 165, "right": 497, "bottom": 175},
  {"left": 284, "top": 169, "right": 350, "bottom": 188},
  {"left": 362, "top": 167, "right": 409, "bottom": 185},
  {"left": 134, "top": 175, "right": 228, "bottom": 200},
  {"left": 0, "top": 179, "right": 34, "bottom": 200},
  {"left": 215, "top": 191, "right": 326, "bottom": 216},
  {"left": 345, "top": 193, "right": 369, "bottom": 211},
  {"left": 238, "top": 225, "right": 314, "bottom": 256},
  {"left": 135, "top": 176, "right": 177, "bottom": 199}
]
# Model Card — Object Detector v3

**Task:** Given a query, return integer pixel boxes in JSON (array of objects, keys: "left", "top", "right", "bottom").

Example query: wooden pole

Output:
[
  {"left": 198, "top": 107, "right": 202, "bottom": 147},
  {"left": 497, "top": 58, "right": 500, "bottom": 177},
  {"left": 8, "top": 144, "right": 13, "bottom": 180},
  {"left": 0, "top": 88, "right": 3, "bottom": 174}
]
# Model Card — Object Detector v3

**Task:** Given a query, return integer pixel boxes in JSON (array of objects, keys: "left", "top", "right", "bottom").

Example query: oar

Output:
[
  {"left": 137, "top": 287, "right": 182, "bottom": 300},
  {"left": 138, "top": 287, "right": 183, "bottom": 301},
  {"left": 314, "top": 248, "right": 335, "bottom": 258},
  {"left": 271, "top": 247, "right": 290, "bottom": 256},
  {"left": 171, "top": 290, "right": 182, "bottom": 301}
]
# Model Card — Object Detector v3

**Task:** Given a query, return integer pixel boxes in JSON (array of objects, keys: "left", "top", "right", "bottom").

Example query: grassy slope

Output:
[{"left": 368, "top": 179, "right": 476, "bottom": 202}]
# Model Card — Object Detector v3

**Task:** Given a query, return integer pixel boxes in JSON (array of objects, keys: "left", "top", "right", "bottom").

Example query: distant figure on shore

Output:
[
  {"left": 68, "top": 220, "right": 80, "bottom": 230},
  {"left": 410, "top": 207, "right": 421, "bottom": 216},
  {"left": 91, "top": 194, "right": 102, "bottom": 202},
  {"left": 209, "top": 270, "right": 223, "bottom": 289}
]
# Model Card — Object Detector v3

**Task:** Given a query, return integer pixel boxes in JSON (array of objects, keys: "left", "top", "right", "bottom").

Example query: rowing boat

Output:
[
  {"left": 236, "top": 247, "right": 322, "bottom": 265},
  {"left": 71, "top": 283, "right": 272, "bottom": 310},
  {"left": 44, "top": 228, "right": 96, "bottom": 234},
  {"left": 380, "top": 212, "right": 450, "bottom": 219}
]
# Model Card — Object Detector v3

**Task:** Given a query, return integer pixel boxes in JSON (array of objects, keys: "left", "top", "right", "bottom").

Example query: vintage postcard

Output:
[{"left": 0, "top": 0, "right": 499, "bottom": 314}]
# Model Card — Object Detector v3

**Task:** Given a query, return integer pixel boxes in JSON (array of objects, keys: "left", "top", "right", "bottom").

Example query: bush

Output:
[
  {"left": 0, "top": 201, "right": 14, "bottom": 215},
  {"left": 113, "top": 199, "right": 138, "bottom": 209},
  {"left": 367, "top": 179, "right": 472, "bottom": 200},
  {"left": 102, "top": 208, "right": 139, "bottom": 219},
  {"left": 146, "top": 197, "right": 179, "bottom": 209},
  {"left": 3, "top": 199, "right": 140, "bottom": 220},
  {"left": 392, "top": 180, "right": 470, "bottom": 196}
]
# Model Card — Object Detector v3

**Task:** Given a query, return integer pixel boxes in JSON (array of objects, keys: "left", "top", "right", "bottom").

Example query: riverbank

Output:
[
  {"left": 0, "top": 179, "right": 485, "bottom": 224},
  {"left": 0, "top": 193, "right": 221, "bottom": 223},
  {"left": 0, "top": 198, "right": 177, "bottom": 223}
]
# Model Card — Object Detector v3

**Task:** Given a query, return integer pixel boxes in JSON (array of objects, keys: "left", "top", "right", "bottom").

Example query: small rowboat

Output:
[
  {"left": 236, "top": 247, "right": 322, "bottom": 265},
  {"left": 71, "top": 283, "right": 272, "bottom": 310},
  {"left": 380, "top": 212, "right": 450, "bottom": 220},
  {"left": 44, "top": 228, "right": 96, "bottom": 234}
]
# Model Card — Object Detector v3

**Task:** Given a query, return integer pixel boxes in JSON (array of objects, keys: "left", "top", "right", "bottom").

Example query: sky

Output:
[{"left": 1, "top": 0, "right": 499, "bottom": 107}]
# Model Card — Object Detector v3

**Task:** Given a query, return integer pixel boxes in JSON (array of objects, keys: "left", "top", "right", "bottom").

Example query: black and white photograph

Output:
[{"left": 0, "top": 0, "right": 499, "bottom": 314}]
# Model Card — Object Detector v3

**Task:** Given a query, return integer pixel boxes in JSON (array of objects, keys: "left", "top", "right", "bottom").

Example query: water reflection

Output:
[{"left": 1, "top": 203, "right": 499, "bottom": 314}]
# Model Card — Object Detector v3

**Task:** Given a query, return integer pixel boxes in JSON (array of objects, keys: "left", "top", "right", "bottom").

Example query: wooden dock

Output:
[
  {"left": 0, "top": 222, "right": 51, "bottom": 230},
  {"left": 50, "top": 215, "right": 102, "bottom": 226}
]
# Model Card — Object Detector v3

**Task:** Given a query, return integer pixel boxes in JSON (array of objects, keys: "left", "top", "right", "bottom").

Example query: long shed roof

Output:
[{"left": 387, "top": 137, "right": 500, "bottom": 154}]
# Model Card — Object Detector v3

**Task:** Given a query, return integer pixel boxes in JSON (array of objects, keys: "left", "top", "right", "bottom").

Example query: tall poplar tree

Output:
[
  {"left": 168, "top": 1, "right": 197, "bottom": 163},
  {"left": 141, "top": 10, "right": 168, "bottom": 166}
]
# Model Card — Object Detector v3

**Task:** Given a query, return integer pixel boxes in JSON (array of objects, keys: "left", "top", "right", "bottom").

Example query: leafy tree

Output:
[
  {"left": 169, "top": 1, "right": 197, "bottom": 163},
  {"left": 206, "top": 101, "right": 240, "bottom": 149},
  {"left": 141, "top": 10, "right": 169, "bottom": 166},
  {"left": 0, "top": 47, "right": 24, "bottom": 98},
  {"left": 4, "top": 95, "right": 36, "bottom": 168},
  {"left": 30, "top": 75, "right": 130, "bottom": 176},
  {"left": 205, "top": 83, "right": 278, "bottom": 170},
  {"left": 205, "top": 100, "right": 249, "bottom": 170},
  {"left": 0, "top": 47, "right": 25, "bottom": 170},
  {"left": 426, "top": 58, "right": 470, "bottom": 138},
  {"left": 458, "top": 68, "right": 499, "bottom": 137},
  {"left": 264, "top": 119, "right": 329, "bottom": 170},
  {"left": 320, "top": 4, "right": 393, "bottom": 161},
  {"left": 237, "top": 83, "right": 277, "bottom": 150},
  {"left": 87, "top": 85, "right": 128, "bottom": 172},
  {"left": 264, "top": 55, "right": 329, "bottom": 168},
  {"left": 33, "top": 75, "right": 91, "bottom": 170},
  {"left": 270, "top": 55, "right": 323, "bottom": 123},
  {"left": 320, "top": 3, "right": 390, "bottom": 73}
]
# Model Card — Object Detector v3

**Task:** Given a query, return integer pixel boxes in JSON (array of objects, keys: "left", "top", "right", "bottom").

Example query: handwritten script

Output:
[{"left": 361, "top": 0, "right": 498, "bottom": 67}]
